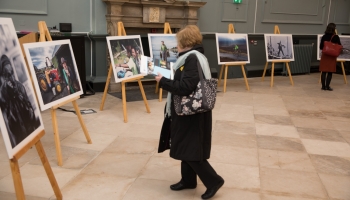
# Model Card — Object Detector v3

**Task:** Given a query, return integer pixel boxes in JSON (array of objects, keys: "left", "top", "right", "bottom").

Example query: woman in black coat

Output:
[
  {"left": 155, "top": 25, "right": 224, "bottom": 200},
  {"left": 319, "top": 23, "right": 341, "bottom": 91}
]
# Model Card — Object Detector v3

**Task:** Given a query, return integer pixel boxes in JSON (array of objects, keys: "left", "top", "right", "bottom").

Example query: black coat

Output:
[{"left": 158, "top": 45, "right": 212, "bottom": 161}]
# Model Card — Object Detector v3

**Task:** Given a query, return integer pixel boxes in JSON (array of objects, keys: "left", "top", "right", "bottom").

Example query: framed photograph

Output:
[
  {"left": 0, "top": 18, "right": 44, "bottom": 159},
  {"left": 317, "top": 34, "right": 350, "bottom": 61},
  {"left": 148, "top": 34, "right": 178, "bottom": 68},
  {"left": 215, "top": 33, "right": 250, "bottom": 64},
  {"left": 106, "top": 35, "right": 144, "bottom": 83},
  {"left": 23, "top": 40, "right": 83, "bottom": 111},
  {"left": 264, "top": 34, "right": 294, "bottom": 62}
]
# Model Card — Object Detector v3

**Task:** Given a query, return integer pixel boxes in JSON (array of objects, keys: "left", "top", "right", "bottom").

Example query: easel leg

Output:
[
  {"left": 262, "top": 62, "right": 268, "bottom": 81},
  {"left": 286, "top": 62, "right": 294, "bottom": 86},
  {"left": 9, "top": 158, "right": 25, "bottom": 200},
  {"left": 51, "top": 109, "right": 63, "bottom": 166},
  {"left": 241, "top": 65, "right": 250, "bottom": 90},
  {"left": 122, "top": 82, "right": 128, "bottom": 123},
  {"left": 341, "top": 62, "right": 347, "bottom": 84},
  {"left": 159, "top": 88, "right": 163, "bottom": 102},
  {"left": 35, "top": 140, "right": 62, "bottom": 200},
  {"left": 137, "top": 79, "right": 151, "bottom": 113},
  {"left": 100, "top": 65, "right": 113, "bottom": 111},
  {"left": 218, "top": 65, "right": 224, "bottom": 87},
  {"left": 72, "top": 100, "right": 92, "bottom": 144},
  {"left": 270, "top": 63, "right": 275, "bottom": 87},
  {"left": 224, "top": 65, "right": 228, "bottom": 93},
  {"left": 155, "top": 82, "right": 159, "bottom": 93}
]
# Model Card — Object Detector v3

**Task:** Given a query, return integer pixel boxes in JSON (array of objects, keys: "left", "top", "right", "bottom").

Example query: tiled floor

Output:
[{"left": 1, "top": 73, "right": 350, "bottom": 200}]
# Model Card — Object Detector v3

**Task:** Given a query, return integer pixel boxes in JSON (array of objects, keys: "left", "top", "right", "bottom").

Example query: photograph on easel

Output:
[
  {"left": 0, "top": 18, "right": 44, "bottom": 158},
  {"left": 215, "top": 33, "right": 250, "bottom": 64},
  {"left": 264, "top": 34, "right": 294, "bottom": 62},
  {"left": 106, "top": 35, "right": 144, "bottom": 83},
  {"left": 317, "top": 35, "right": 350, "bottom": 61},
  {"left": 148, "top": 34, "right": 178, "bottom": 67},
  {"left": 23, "top": 40, "right": 83, "bottom": 111}
]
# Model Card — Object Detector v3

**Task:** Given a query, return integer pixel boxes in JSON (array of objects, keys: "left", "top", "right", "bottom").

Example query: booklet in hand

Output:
[{"left": 140, "top": 55, "right": 173, "bottom": 79}]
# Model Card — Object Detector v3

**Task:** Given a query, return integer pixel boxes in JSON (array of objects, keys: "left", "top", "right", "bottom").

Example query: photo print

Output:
[
  {"left": 0, "top": 18, "right": 44, "bottom": 158},
  {"left": 24, "top": 40, "right": 83, "bottom": 111},
  {"left": 140, "top": 55, "right": 173, "bottom": 79},
  {"left": 317, "top": 34, "right": 350, "bottom": 61},
  {"left": 215, "top": 33, "right": 250, "bottom": 64},
  {"left": 106, "top": 35, "right": 144, "bottom": 83},
  {"left": 148, "top": 34, "right": 178, "bottom": 69},
  {"left": 264, "top": 34, "right": 294, "bottom": 62}
]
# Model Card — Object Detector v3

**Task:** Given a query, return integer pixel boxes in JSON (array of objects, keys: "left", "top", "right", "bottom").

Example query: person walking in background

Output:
[
  {"left": 277, "top": 41, "right": 285, "bottom": 57},
  {"left": 160, "top": 41, "right": 168, "bottom": 63},
  {"left": 61, "top": 57, "right": 77, "bottom": 94},
  {"left": 155, "top": 25, "right": 224, "bottom": 200},
  {"left": 319, "top": 23, "right": 341, "bottom": 91}
]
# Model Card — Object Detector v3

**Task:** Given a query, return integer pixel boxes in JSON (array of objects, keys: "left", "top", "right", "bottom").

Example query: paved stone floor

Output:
[{"left": 0, "top": 73, "right": 350, "bottom": 200}]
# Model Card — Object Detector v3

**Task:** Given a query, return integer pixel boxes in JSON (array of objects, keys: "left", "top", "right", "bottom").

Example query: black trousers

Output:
[
  {"left": 321, "top": 72, "right": 333, "bottom": 88},
  {"left": 180, "top": 160, "right": 221, "bottom": 189}
]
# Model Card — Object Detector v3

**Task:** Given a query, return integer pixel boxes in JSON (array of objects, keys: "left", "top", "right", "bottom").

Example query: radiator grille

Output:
[{"left": 283, "top": 44, "right": 313, "bottom": 75}]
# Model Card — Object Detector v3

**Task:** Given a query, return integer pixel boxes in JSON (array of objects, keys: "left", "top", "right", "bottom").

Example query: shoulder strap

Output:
[{"left": 330, "top": 35, "right": 335, "bottom": 42}]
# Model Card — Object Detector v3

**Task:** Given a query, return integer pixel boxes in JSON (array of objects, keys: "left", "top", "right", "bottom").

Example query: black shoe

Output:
[
  {"left": 321, "top": 87, "right": 326, "bottom": 90},
  {"left": 326, "top": 87, "right": 333, "bottom": 91},
  {"left": 170, "top": 182, "right": 196, "bottom": 191},
  {"left": 201, "top": 177, "right": 224, "bottom": 199}
]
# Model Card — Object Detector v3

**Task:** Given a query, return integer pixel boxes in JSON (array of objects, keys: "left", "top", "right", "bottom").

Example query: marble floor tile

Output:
[
  {"left": 339, "top": 130, "right": 350, "bottom": 144},
  {"left": 288, "top": 110, "right": 326, "bottom": 119},
  {"left": 260, "top": 193, "right": 326, "bottom": 200},
  {"left": 139, "top": 156, "right": 181, "bottom": 182},
  {"left": 275, "top": 85, "right": 309, "bottom": 97},
  {"left": 60, "top": 129, "right": 119, "bottom": 151},
  {"left": 103, "top": 136, "right": 158, "bottom": 155},
  {"left": 210, "top": 162, "right": 260, "bottom": 190},
  {"left": 0, "top": 161, "right": 11, "bottom": 180},
  {"left": 221, "top": 92, "right": 255, "bottom": 106},
  {"left": 0, "top": 164, "right": 79, "bottom": 198},
  {"left": 322, "top": 110, "right": 350, "bottom": 122},
  {"left": 255, "top": 114, "right": 293, "bottom": 126},
  {"left": 291, "top": 116, "right": 335, "bottom": 129},
  {"left": 122, "top": 178, "right": 196, "bottom": 200},
  {"left": 309, "top": 154, "right": 350, "bottom": 176},
  {"left": 297, "top": 127, "right": 345, "bottom": 142},
  {"left": 253, "top": 93, "right": 285, "bottom": 108},
  {"left": 193, "top": 185, "right": 260, "bottom": 200},
  {"left": 259, "top": 149, "right": 315, "bottom": 172},
  {"left": 60, "top": 174, "right": 135, "bottom": 200},
  {"left": 212, "top": 131, "right": 257, "bottom": 149},
  {"left": 29, "top": 145, "right": 99, "bottom": 169},
  {"left": 210, "top": 145, "right": 258, "bottom": 166},
  {"left": 331, "top": 120, "right": 350, "bottom": 131},
  {"left": 282, "top": 96, "right": 320, "bottom": 111},
  {"left": 255, "top": 123, "right": 300, "bottom": 139},
  {"left": 319, "top": 173, "right": 350, "bottom": 200},
  {"left": 81, "top": 153, "right": 151, "bottom": 178},
  {"left": 260, "top": 168, "right": 328, "bottom": 199},
  {"left": 257, "top": 135, "right": 305, "bottom": 152},
  {"left": 0, "top": 191, "right": 48, "bottom": 200},
  {"left": 214, "top": 120, "right": 256, "bottom": 135},
  {"left": 254, "top": 105, "right": 290, "bottom": 116},
  {"left": 215, "top": 104, "right": 255, "bottom": 123},
  {"left": 118, "top": 123, "right": 162, "bottom": 140},
  {"left": 302, "top": 139, "right": 350, "bottom": 158}
]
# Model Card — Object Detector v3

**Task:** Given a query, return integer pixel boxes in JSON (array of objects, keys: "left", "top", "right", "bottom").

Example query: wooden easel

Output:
[
  {"left": 9, "top": 130, "right": 62, "bottom": 199},
  {"left": 262, "top": 25, "right": 294, "bottom": 87},
  {"left": 38, "top": 21, "right": 92, "bottom": 166},
  {"left": 155, "top": 22, "right": 172, "bottom": 102},
  {"left": 99, "top": 22, "right": 150, "bottom": 122},
  {"left": 218, "top": 24, "right": 250, "bottom": 92}
]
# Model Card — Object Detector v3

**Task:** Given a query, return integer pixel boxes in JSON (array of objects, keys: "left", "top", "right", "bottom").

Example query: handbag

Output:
[
  {"left": 173, "top": 60, "right": 218, "bottom": 116},
  {"left": 322, "top": 35, "right": 343, "bottom": 57}
]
